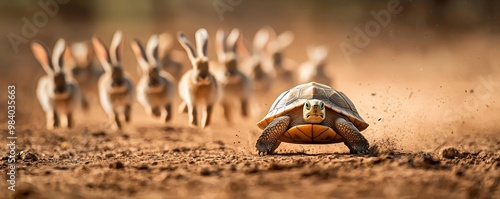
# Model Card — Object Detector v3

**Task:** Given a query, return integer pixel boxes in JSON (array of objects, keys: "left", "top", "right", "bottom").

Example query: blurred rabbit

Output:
[
  {"left": 177, "top": 28, "right": 220, "bottom": 128},
  {"left": 132, "top": 34, "right": 176, "bottom": 123},
  {"left": 266, "top": 27, "right": 296, "bottom": 85},
  {"left": 65, "top": 40, "right": 96, "bottom": 84},
  {"left": 298, "top": 45, "right": 332, "bottom": 86},
  {"left": 32, "top": 39, "right": 83, "bottom": 130},
  {"left": 158, "top": 32, "right": 185, "bottom": 80},
  {"left": 64, "top": 40, "right": 97, "bottom": 111},
  {"left": 92, "top": 31, "right": 135, "bottom": 130},
  {"left": 215, "top": 28, "right": 252, "bottom": 123},
  {"left": 242, "top": 27, "right": 276, "bottom": 94}
]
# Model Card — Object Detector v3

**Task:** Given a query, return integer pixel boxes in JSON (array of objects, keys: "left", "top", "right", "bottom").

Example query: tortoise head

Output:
[{"left": 303, "top": 99, "right": 326, "bottom": 123}]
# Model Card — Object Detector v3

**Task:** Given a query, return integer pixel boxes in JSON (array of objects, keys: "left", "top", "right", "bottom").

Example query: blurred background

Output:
[
  {"left": 2, "top": 0, "right": 500, "bottom": 72},
  {"left": 0, "top": 0, "right": 499, "bottom": 149}
]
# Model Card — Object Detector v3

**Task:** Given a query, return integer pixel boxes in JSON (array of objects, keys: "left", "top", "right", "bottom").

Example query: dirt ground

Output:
[{"left": 1, "top": 23, "right": 500, "bottom": 199}]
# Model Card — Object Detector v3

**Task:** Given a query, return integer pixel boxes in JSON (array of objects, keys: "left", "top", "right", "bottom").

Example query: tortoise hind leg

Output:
[
  {"left": 333, "top": 117, "right": 369, "bottom": 154},
  {"left": 256, "top": 116, "right": 290, "bottom": 155}
]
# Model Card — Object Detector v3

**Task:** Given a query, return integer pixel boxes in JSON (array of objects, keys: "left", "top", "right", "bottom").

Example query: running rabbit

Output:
[
  {"left": 92, "top": 31, "right": 135, "bottom": 130},
  {"left": 33, "top": 39, "right": 83, "bottom": 129}
]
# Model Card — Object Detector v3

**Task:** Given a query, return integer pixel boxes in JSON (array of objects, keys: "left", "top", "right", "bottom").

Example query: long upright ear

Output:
[
  {"left": 70, "top": 41, "right": 93, "bottom": 68},
  {"left": 91, "top": 36, "right": 112, "bottom": 72},
  {"left": 31, "top": 41, "right": 54, "bottom": 75},
  {"left": 52, "top": 38, "right": 66, "bottom": 72},
  {"left": 146, "top": 34, "right": 159, "bottom": 67},
  {"left": 195, "top": 28, "right": 208, "bottom": 58},
  {"left": 130, "top": 39, "right": 149, "bottom": 72},
  {"left": 110, "top": 30, "right": 123, "bottom": 65},
  {"left": 215, "top": 29, "right": 226, "bottom": 63},
  {"left": 158, "top": 32, "right": 173, "bottom": 60},
  {"left": 253, "top": 27, "right": 270, "bottom": 54},
  {"left": 308, "top": 45, "right": 329, "bottom": 63},
  {"left": 227, "top": 28, "right": 240, "bottom": 53},
  {"left": 177, "top": 32, "right": 197, "bottom": 62},
  {"left": 269, "top": 31, "right": 294, "bottom": 53},
  {"left": 236, "top": 32, "right": 251, "bottom": 58}
]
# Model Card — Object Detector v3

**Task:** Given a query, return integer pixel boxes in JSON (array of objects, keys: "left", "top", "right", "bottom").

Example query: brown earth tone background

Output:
[{"left": 0, "top": 1, "right": 499, "bottom": 199}]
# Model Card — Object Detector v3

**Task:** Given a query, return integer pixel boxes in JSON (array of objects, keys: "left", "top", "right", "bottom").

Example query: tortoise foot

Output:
[{"left": 348, "top": 141, "right": 369, "bottom": 154}]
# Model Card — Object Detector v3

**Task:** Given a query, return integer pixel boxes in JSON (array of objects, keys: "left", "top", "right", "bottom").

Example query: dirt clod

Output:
[
  {"left": 440, "top": 147, "right": 462, "bottom": 159},
  {"left": 110, "top": 161, "right": 125, "bottom": 169}
]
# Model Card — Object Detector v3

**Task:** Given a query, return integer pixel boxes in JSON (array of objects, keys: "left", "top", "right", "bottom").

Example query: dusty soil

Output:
[{"left": 1, "top": 24, "right": 500, "bottom": 199}]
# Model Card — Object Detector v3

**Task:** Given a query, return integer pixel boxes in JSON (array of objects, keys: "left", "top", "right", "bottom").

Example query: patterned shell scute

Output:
[{"left": 257, "top": 82, "right": 369, "bottom": 130}]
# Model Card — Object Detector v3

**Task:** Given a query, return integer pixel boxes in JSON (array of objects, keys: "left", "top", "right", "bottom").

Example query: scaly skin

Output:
[
  {"left": 256, "top": 116, "right": 290, "bottom": 155},
  {"left": 333, "top": 117, "right": 369, "bottom": 154}
]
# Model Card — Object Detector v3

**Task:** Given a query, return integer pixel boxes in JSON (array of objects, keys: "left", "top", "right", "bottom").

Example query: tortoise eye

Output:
[
  {"left": 320, "top": 103, "right": 325, "bottom": 110},
  {"left": 305, "top": 102, "right": 311, "bottom": 110}
]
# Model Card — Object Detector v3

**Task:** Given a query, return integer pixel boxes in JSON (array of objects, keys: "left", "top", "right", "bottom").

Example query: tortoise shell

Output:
[{"left": 257, "top": 82, "right": 369, "bottom": 135}]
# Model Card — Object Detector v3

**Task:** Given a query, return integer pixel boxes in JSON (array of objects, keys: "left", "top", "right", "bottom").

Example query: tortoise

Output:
[{"left": 255, "top": 82, "right": 369, "bottom": 155}]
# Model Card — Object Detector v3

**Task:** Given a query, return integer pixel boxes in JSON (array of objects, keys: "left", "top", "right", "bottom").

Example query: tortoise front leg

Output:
[
  {"left": 333, "top": 117, "right": 369, "bottom": 154},
  {"left": 255, "top": 116, "right": 290, "bottom": 155}
]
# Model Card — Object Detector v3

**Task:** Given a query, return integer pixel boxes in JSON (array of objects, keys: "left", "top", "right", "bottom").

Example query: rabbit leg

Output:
[
  {"left": 59, "top": 113, "right": 68, "bottom": 129},
  {"left": 112, "top": 110, "right": 122, "bottom": 129},
  {"left": 143, "top": 105, "right": 153, "bottom": 116},
  {"left": 151, "top": 106, "right": 161, "bottom": 117},
  {"left": 202, "top": 104, "right": 214, "bottom": 128},
  {"left": 187, "top": 104, "right": 198, "bottom": 127},
  {"left": 124, "top": 104, "right": 131, "bottom": 123},
  {"left": 241, "top": 98, "right": 249, "bottom": 117},
  {"left": 165, "top": 103, "right": 172, "bottom": 122},
  {"left": 222, "top": 101, "right": 232, "bottom": 123},
  {"left": 178, "top": 101, "right": 188, "bottom": 113},
  {"left": 46, "top": 111, "right": 56, "bottom": 130},
  {"left": 81, "top": 95, "right": 89, "bottom": 111},
  {"left": 67, "top": 112, "right": 74, "bottom": 128}
]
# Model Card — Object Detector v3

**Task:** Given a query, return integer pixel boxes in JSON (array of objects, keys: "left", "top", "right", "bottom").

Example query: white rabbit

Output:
[
  {"left": 32, "top": 39, "right": 82, "bottom": 129},
  {"left": 266, "top": 27, "right": 296, "bottom": 85},
  {"left": 92, "top": 31, "right": 134, "bottom": 130},
  {"left": 132, "top": 34, "right": 176, "bottom": 122},
  {"left": 177, "top": 28, "right": 220, "bottom": 128},
  {"left": 298, "top": 45, "right": 332, "bottom": 86},
  {"left": 158, "top": 32, "right": 185, "bottom": 80},
  {"left": 243, "top": 27, "right": 276, "bottom": 94},
  {"left": 215, "top": 28, "right": 252, "bottom": 123},
  {"left": 65, "top": 40, "right": 96, "bottom": 84}
]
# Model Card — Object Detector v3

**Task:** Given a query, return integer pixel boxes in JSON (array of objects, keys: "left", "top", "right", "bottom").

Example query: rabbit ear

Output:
[
  {"left": 236, "top": 32, "right": 251, "bottom": 58},
  {"left": 52, "top": 38, "right": 66, "bottom": 72},
  {"left": 308, "top": 45, "right": 329, "bottom": 63},
  {"left": 110, "top": 30, "right": 123, "bottom": 65},
  {"left": 177, "top": 32, "right": 197, "bottom": 62},
  {"left": 69, "top": 42, "right": 88, "bottom": 67},
  {"left": 31, "top": 41, "right": 54, "bottom": 75},
  {"left": 226, "top": 28, "right": 240, "bottom": 53},
  {"left": 195, "top": 28, "right": 208, "bottom": 58},
  {"left": 91, "top": 36, "right": 112, "bottom": 72},
  {"left": 268, "top": 31, "right": 294, "bottom": 53},
  {"left": 158, "top": 32, "right": 173, "bottom": 60},
  {"left": 253, "top": 27, "right": 270, "bottom": 54},
  {"left": 215, "top": 29, "right": 226, "bottom": 63},
  {"left": 146, "top": 34, "right": 159, "bottom": 67},
  {"left": 277, "top": 31, "right": 294, "bottom": 49},
  {"left": 130, "top": 39, "right": 149, "bottom": 72}
]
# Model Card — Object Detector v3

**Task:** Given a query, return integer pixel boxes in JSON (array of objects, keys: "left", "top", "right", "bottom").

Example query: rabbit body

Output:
[{"left": 33, "top": 39, "right": 83, "bottom": 129}]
